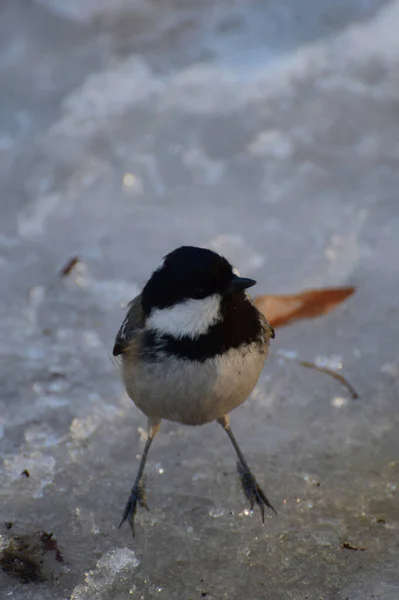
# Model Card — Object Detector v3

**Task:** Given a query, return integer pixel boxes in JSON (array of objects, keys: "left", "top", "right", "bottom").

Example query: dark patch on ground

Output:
[{"left": 0, "top": 531, "right": 64, "bottom": 584}]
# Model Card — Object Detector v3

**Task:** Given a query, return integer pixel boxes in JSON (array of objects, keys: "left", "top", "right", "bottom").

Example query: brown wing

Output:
[{"left": 112, "top": 294, "right": 145, "bottom": 356}]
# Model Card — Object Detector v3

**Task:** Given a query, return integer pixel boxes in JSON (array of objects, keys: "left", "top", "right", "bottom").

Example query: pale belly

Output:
[{"left": 122, "top": 344, "right": 268, "bottom": 425}]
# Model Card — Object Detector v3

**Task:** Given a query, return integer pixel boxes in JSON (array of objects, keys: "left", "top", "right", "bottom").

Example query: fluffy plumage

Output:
[
  {"left": 113, "top": 246, "right": 273, "bottom": 423},
  {"left": 113, "top": 246, "right": 276, "bottom": 534}
]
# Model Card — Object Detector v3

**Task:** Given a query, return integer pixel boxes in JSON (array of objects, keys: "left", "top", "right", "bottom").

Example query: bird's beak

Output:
[{"left": 226, "top": 275, "right": 257, "bottom": 294}]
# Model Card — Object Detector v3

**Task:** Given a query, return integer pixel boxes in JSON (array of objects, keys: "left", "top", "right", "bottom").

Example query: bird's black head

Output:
[{"left": 141, "top": 246, "right": 256, "bottom": 315}]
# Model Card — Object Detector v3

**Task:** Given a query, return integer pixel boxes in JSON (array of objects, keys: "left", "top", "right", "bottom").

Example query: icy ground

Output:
[{"left": 1, "top": 0, "right": 399, "bottom": 598}]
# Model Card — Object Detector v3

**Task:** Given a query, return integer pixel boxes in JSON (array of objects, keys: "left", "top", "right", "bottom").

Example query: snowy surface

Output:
[{"left": 1, "top": 0, "right": 399, "bottom": 598}]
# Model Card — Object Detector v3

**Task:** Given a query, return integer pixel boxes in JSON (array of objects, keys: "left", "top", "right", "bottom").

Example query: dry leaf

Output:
[
  {"left": 59, "top": 256, "right": 80, "bottom": 277},
  {"left": 296, "top": 360, "right": 358, "bottom": 399},
  {"left": 342, "top": 541, "right": 366, "bottom": 551},
  {"left": 253, "top": 287, "right": 355, "bottom": 329}
]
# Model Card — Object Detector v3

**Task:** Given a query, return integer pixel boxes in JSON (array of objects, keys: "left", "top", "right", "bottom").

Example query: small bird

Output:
[{"left": 113, "top": 246, "right": 276, "bottom": 535}]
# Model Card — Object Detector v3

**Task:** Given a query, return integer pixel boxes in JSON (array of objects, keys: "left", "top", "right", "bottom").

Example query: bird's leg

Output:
[
  {"left": 119, "top": 420, "right": 160, "bottom": 536},
  {"left": 217, "top": 415, "right": 277, "bottom": 521}
]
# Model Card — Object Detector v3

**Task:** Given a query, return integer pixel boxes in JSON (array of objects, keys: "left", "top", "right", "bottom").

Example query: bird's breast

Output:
[{"left": 122, "top": 341, "right": 268, "bottom": 425}]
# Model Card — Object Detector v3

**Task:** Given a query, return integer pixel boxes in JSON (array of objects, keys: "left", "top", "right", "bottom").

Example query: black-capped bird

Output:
[{"left": 113, "top": 246, "right": 276, "bottom": 535}]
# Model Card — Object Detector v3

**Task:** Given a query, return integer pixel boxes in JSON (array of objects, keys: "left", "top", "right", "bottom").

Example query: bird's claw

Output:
[
  {"left": 237, "top": 462, "right": 277, "bottom": 522},
  {"left": 119, "top": 480, "right": 149, "bottom": 536}
]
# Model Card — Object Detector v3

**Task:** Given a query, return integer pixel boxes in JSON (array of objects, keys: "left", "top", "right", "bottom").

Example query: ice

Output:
[
  {"left": 2, "top": 453, "right": 56, "bottom": 499},
  {"left": 247, "top": 129, "right": 294, "bottom": 159},
  {"left": 181, "top": 145, "right": 225, "bottom": 186},
  {"left": 210, "top": 234, "right": 266, "bottom": 273},
  {"left": 315, "top": 354, "right": 343, "bottom": 370},
  {"left": 70, "top": 548, "right": 139, "bottom": 600},
  {"left": 17, "top": 194, "right": 62, "bottom": 240},
  {"left": 1, "top": 0, "right": 399, "bottom": 598},
  {"left": 35, "top": 0, "right": 136, "bottom": 23},
  {"left": 51, "top": 56, "right": 164, "bottom": 138},
  {"left": 69, "top": 415, "right": 103, "bottom": 441}
]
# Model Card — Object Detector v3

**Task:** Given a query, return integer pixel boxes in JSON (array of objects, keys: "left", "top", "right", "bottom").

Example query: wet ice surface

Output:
[{"left": 1, "top": 0, "right": 399, "bottom": 597}]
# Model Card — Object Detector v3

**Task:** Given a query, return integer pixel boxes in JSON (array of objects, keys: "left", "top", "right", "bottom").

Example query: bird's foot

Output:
[
  {"left": 237, "top": 462, "right": 277, "bottom": 522},
  {"left": 119, "top": 479, "right": 149, "bottom": 536}
]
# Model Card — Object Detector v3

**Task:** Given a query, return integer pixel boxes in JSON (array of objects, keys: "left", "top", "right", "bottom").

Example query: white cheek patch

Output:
[
  {"left": 232, "top": 267, "right": 241, "bottom": 276},
  {"left": 147, "top": 294, "right": 222, "bottom": 339}
]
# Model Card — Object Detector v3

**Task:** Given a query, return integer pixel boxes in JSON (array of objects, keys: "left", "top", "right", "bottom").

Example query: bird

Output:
[{"left": 113, "top": 245, "right": 276, "bottom": 535}]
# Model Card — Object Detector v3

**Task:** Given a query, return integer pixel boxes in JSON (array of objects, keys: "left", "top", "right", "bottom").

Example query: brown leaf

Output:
[
  {"left": 297, "top": 360, "right": 359, "bottom": 399},
  {"left": 342, "top": 541, "right": 366, "bottom": 551},
  {"left": 253, "top": 287, "right": 355, "bottom": 329},
  {"left": 59, "top": 256, "right": 80, "bottom": 277}
]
